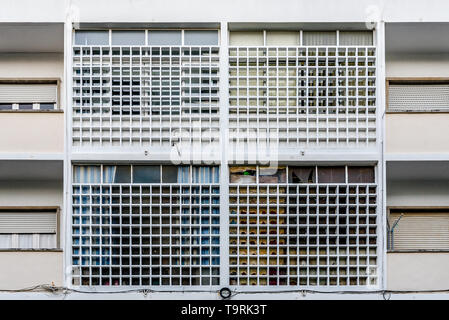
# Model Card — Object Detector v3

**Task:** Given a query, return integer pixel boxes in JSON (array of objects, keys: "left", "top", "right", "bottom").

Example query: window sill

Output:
[
  {"left": 0, "top": 249, "right": 63, "bottom": 253},
  {"left": 386, "top": 111, "right": 449, "bottom": 114},
  {"left": 0, "top": 109, "right": 63, "bottom": 114},
  {"left": 388, "top": 250, "right": 449, "bottom": 253}
]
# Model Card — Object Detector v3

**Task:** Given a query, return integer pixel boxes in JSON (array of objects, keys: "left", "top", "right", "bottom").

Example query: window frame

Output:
[
  {"left": 387, "top": 206, "right": 449, "bottom": 253},
  {"left": 386, "top": 77, "right": 449, "bottom": 114},
  {"left": 0, "top": 78, "right": 62, "bottom": 112},
  {"left": 0, "top": 206, "right": 61, "bottom": 252}
]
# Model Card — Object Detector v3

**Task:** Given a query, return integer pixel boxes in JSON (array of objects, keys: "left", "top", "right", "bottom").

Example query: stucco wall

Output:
[
  {"left": 0, "top": 251, "right": 63, "bottom": 290},
  {"left": 387, "top": 180, "right": 449, "bottom": 207},
  {"left": 387, "top": 252, "right": 449, "bottom": 291},
  {"left": 0, "top": 113, "right": 64, "bottom": 154},
  {"left": 0, "top": 180, "right": 63, "bottom": 207},
  {"left": 386, "top": 114, "right": 449, "bottom": 155}
]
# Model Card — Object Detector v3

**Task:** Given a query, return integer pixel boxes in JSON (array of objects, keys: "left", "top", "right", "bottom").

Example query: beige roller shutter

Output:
[
  {"left": 0, "top": 211, "right": 57, "bottom": 234},
  {"left": 303, "top": 31, "right": 337, "bottom": 46},
  {"left": 388, "top": 84, "right": 449, "bottom": 112},
  {"left": 0, "top": 83, "right": 57, "bottom": 103},
  {"left": 389, "top": 212, "right": 449, "bottom": 250},
  {"left": 339, "top": 31, "right": 373, "bottom": 46}
]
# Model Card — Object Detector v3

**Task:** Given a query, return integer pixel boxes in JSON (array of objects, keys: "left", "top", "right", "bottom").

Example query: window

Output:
[
  {"left": 229, "top": 29, "right": 377, "bottom": 151},
  {"left": 72, "top": 164, "right": 220, "bottom": 286},
  {"left": 133, "top": 165, "right": 161, "bottom": 183},
  {"left": 111, "top": 31, "right": 145, "bottom": 45},
  {"left": 289, "top": 167, "right": 316, "bottom": 183},
  {"left": 387, "top": 79, "right": 449, "bottom": 112},
  {"left": 303, "top": 31, "right": 337, "bottom": 45},
  {"left": 339, "top": 31, "right": 373, "bottom": 46},
  {"left": 348, "top": 166, "right": 375, "bottom": 183},
  {"left": 72, "top": 29, "right": 220, "bottom": 149},
  {"left": 74, "top": 30, "right": 109, "bottom": 45},
  {"left": 317, "top": 167, "right": 345, "bottom": 183},
  {"left": 0, "top": 208, "right": 58, "bottom": 250},
  {"left": 229, "top": 165, "right": 378, "bottom": 286},
  {"left": 258, "top": 167, "right": 286, "bottom": 183},
  {"left": 388, "top": 209, "right": 449, "bottom": 251},
  {"left": 148, "top": 31, "right": 182, "bottom": 45},
  {"left": 0, "top": 81, "right": 59, "bottom": 110},
  {"left": 184, "top": 30, "right": 218, "bottom": 45}
]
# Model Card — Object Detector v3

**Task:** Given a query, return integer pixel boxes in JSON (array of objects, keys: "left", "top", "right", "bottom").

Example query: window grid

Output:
[
  {"left": 228, "top": 45, "right": 377, "bottom": 149},
  {"left": 229, "top": 166, "right": 378, "bottom": 287},
  {"left": 71, "top": 164, "right": 220, "bottom": 287},
  {"left": 72, "top": 39, "right": 220, "bottom": 151}
]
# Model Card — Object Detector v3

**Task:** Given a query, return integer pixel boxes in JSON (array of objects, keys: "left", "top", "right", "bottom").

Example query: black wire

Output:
[{"left": 1, "top": 285, "right": 449, "bottom": 296}]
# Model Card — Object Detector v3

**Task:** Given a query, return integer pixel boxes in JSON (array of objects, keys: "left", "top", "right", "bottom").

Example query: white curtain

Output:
[
  {"left": 0, "top": 235, "right": 11, "bottom": 249},
  {"left": 103, "top": 166, "right": 117, "bottom": 183},
  {"left": 74, "top": 166, "right": 101, "bottom": 183},
  {"left": 18, "top": 234, "right": 33, "bottom": 249},
  {"left": 177, "top": 166, "right": 190, "bottom": 183},
  {"left": 39, "top": 234, "right": 57, "bottom": 249},
  {"left": 192, "top": 167, "right": 219, "bottom": 183}
]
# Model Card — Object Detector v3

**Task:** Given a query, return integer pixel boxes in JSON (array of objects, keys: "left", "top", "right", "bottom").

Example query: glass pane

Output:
[
  {"left": 103, "top": 165, "right": 131, "bottom": 183},
  {"left": 73, "top": 166, "right": 101, "bottom": 183},
  {"left": 259, "top": 167, "right": 286, "bottom": 183},
  {"left": 148, "top": 31, "right": 182, "bottom": 45},
  {"left": 348, "top": 167, "right": 375, "bottom": 183},
  {"left": 39, "top": 234, "right": 57, "bottom": 249},
  {"left": 289, "top": 167, "right": 316, "bottom": 183},
  {"left": 0, "top": 104, "right": 12, "bottom": 110},
  {"left": 19, "top": 103, "right": 33, "bottom": 110},
  {"left": 230, "top": 166, "right": 256, "bottom": 183},
  {"left": 111, "top": 31, "right": 145, "bottom": 45},
  {"left": 184, "top": 30, "right": 218, "bottom": 45},
  {"left": 317, "top": 167, "right": 345, "bottom": 183},
  {"left": 39, "top": 103, "right": 55, "bottom": 110},
  {"left": 133, "top": 165, "right": 161, "bottom": 183},
  {"left": 74, "top": 31, "right": 109, "bottom": 45},
  {"left": 18, "top": 234, "right": 33, "bottom": 249},
  {"left": 192, "top": 167, "right": 219, "bottom": 183},
  {"left": 0, "top": 235, "right": 12, "bottom": 249},
  {"left": 303, "top": 31, "right": 336, "bottom": 46},
  {"left": 162, "top": 166, "right": 178, "bottom": 183},
  {"left": 339, "top": 31, "right": 373, "bottom": 46}
]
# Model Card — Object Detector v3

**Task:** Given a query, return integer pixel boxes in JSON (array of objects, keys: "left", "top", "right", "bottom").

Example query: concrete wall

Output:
[
  {"left": 0, "top": 251, "right": 63, "bottom": 290},
  {"left": 386, "top": 114, "right": 449, "bottom": 155},
  {"left": 0, "top": 180, "right": 63, "bottom": 207},
  {"left": 386, "top": 53, "right": 449, "bottom": 78},
  {"left": 4, "top": 0, "right": 449, "bottom": 23},
  {"left": 387, "top": 180, "right": 449, "bottom": 207},
  {"left": 0, "top": 113, "right": 64, "bottom": 154},
  {"left": 387, "top": 252, "right": 449, "bottom": 291}
]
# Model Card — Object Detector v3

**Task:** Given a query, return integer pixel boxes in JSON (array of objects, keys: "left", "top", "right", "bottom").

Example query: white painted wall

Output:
[
  {"left": 386, "top": 114, "right": 449, "bottom": 155},
  {"left": 0, "top": 113, "right": 64, "bottom": 154},
  {"left": 0, "top": 180, "right": 63, "bottom": 207},
  {"left": 0, "top": 251, "right": 63, "bottom": 290},
  {"left": 386, "top": 53, "right": 449, "bottom": 78},
  {"left": 2, "top": 0, "right": 449, "bottom": 24},
  {"left": 388, "top": 252, "right": 449, "bottom": 291},
  {"left": 387, "top": 180, "right": 449, "bottom": 207}
]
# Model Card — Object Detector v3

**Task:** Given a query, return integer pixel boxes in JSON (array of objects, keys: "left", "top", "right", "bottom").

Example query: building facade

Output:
[{"left": 0, "top": 0, "right": 449, "bottom": 299}]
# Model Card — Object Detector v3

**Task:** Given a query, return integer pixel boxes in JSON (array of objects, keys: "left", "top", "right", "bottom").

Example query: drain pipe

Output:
[{"left": 389, "top": 214, "right": 404, "bottom": 251}]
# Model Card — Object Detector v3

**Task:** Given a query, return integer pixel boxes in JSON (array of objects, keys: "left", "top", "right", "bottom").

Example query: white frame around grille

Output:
[
  {"left": 229, "top": 165, "right": 379, "bottom": 289},
  {"left": 72, "top": 29, "right": 220, "bottom": 156},
  {"left": 228, "top": 32, "right": 377, "bottom": 155},
  {"left": 71, "top": 164, "right": 220, "bottom": 288}
]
